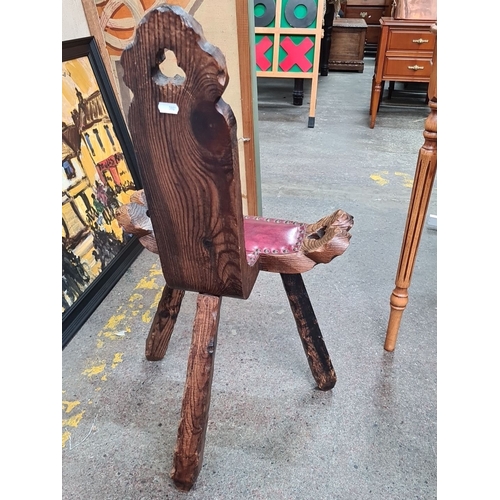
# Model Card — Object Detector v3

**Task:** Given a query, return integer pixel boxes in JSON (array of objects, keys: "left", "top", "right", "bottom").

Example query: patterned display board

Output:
[{"left": 254, "top": 0, "right": 325, "bottom": 127}]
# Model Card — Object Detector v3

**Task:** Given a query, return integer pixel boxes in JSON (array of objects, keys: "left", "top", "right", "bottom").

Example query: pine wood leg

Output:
[
  {"left": 280, "top": 273, "right": 337, "bottom": 391},
  {"left": 385, "top": 286, "right": 408, "bottom": 351},
  {"left": 378, "top": 80, "right": 385, "bottom": 112},
  {"left": 145, "top": 286, "right": 185, "bottom": 361},
  {"left": 171, "top": 293, "right": 222, "bottom": 491},
  {"left": 385, "top": 99, "right": 437, "bottom": 352},
  {"left": 369, "top": 76, "right": 382, "bottom": 128}
]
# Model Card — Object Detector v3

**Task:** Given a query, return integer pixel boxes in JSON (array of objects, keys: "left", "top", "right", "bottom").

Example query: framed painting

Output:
[{"left": 62, "top": 36, "right": 143, "bottom": 349}]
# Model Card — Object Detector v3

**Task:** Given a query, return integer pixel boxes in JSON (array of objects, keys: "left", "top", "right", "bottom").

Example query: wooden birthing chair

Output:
[{"left": 117, "top": 5, "right": 353, "bottom": 491}]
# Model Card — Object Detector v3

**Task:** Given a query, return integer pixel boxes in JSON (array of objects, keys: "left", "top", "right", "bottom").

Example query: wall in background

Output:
[{"left": 62, "top": 0, "right": 91, "bottom": 40}]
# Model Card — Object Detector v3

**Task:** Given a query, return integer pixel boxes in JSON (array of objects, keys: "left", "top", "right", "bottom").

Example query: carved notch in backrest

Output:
[{"left": 153, "top": 49, "right": 186, "bottom": 86}]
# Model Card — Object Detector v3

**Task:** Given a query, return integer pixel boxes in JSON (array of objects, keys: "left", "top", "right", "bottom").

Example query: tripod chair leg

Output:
[
  {"left": 146, "top": 286, "right": 185, "bottom": 361},
  {"left": 171, "top": 293, "right": 222, "bottom": 491},
  {"left": 280, "top": 273, "right": 337, "bottom": 391}
]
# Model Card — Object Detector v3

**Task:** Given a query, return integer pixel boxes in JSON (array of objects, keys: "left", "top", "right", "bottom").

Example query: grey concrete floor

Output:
[{"left": 62, "top": 57, "right": 437, "bottom": 499}]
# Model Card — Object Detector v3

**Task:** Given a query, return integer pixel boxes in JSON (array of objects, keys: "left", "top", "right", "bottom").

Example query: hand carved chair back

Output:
[{"left": 121, "top": 5, "right": 258, "bottom": 298}]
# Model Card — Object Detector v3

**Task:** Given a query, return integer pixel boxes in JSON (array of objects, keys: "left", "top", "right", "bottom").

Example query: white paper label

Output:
[{"left": 158, "top": 102, "right": 179, "bottom": 114}]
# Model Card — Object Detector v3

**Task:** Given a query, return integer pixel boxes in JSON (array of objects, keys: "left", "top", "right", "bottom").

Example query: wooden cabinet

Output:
[
  {"left": 369, "top": 17, "right": 436, "bottom": 128},
  {"left": 340, "top": 0, "right": 392, "bottom": 55}
]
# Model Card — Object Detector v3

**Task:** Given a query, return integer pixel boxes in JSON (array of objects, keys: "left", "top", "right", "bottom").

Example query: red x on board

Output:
[
  {"left": 255, "top": 36, "right": 273, "bottom": 71},
  {"left": 279, "top": 36, "right": 314, "bottom": 72}
]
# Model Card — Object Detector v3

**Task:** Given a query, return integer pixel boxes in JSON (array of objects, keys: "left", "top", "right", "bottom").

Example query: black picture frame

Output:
[{"left": 62, "top": 37, "right": 143, "bottom": 349}]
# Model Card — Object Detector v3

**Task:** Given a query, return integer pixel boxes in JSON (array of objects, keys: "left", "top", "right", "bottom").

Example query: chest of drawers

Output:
[{"left": 369, "top": 17, "right": 436, "bottom": 128}]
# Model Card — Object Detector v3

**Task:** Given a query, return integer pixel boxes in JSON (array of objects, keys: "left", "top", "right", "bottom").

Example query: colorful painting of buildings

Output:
[{"left": 62, "top": 55, "right": 136, "bottom": 312}]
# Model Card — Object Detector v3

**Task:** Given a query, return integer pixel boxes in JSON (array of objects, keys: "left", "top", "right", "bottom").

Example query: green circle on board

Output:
[
  {"left": 294, "top": 5, "right": 307, "bottom": 19},
  {"left": 255, "top": 4, "right": 265, "bottom": 16}
]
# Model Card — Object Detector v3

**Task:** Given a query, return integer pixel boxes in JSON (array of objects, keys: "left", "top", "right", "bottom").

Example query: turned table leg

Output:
[
  {"left": 293, "top": 78, "right": 304, "bottom": 106},
  {"left": 385, "top": 99, "right": 437, "bottom": 351},
  {"left": 385, "top": 24, "right": 437, "bottom": 352},
  {"left": 369, "top": 75, "right": 382, "bottom": 128}
]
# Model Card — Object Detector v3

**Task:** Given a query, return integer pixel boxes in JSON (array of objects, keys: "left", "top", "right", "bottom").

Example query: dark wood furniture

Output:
[
  {"left": 369, "top": 16, "right": 436, "bottom": 128},
  {"left": 319, "top": 0, "right": 336, "bottom": 76},
  {"left": 328, "top": 17, "right": 367, "bottom": 72},
  {"left": 340, "top": 0, "right": 392, "bottom": 55},
  {"left": 119, "top": 5, "right": 353, "bottom": 491},
  {"left": 384, "top": 24, "right": 437, "bottom": 351}
]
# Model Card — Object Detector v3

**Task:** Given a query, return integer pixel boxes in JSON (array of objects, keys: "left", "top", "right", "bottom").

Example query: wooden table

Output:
[
  {"left": 369, "top": 17, "right": 436, "bottom": 128},
  {"left": 384, "top": 23, "right": 437, "bottom": 351}
]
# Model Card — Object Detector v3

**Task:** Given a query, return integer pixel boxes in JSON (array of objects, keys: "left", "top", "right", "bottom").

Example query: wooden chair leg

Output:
[
  {"left": 280, "top": 273, "right": 337, "bottom": 391},
  {"left": 145, "top": 286, "right": 185, "bottom": 361},
  {"left": 171, "top": 293, "right": 222, "bottom": 491}
]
